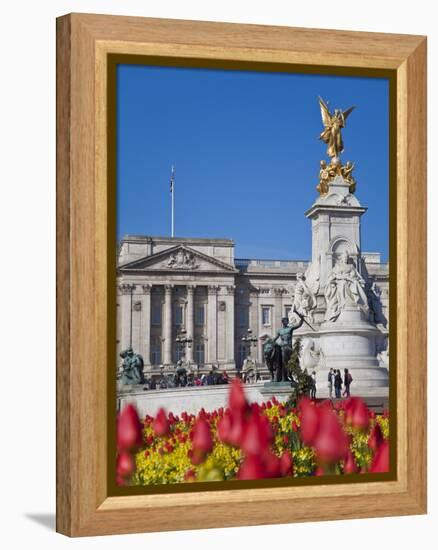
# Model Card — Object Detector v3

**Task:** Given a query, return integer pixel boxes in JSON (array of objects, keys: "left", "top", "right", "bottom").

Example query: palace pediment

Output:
[{"left": 118, "top": 245, "right": 238, "bottom": 274}]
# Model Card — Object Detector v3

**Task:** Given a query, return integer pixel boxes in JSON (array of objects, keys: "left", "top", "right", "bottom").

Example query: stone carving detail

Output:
[
  {"left": 273, "top": 287, "right": 288, "bottom": 296},
  {"left": 133, "top": 300, "right": 142, "bottom": 311},
  {"left": 226, "top": 285, "right": 236, "bottom": 295},
  {"left": 302, "top": 340, "right": 325, "bottom": 371},
  {"left": 208, "top": 285, "right": 220, "bottom": 295},
  {"left": 167, "top": 248, "right": 199, "bottom": 269},
  {"left": 119, "top": 283, "right": 136, "bottom": 295},
  {"left": 142, "top": 284, "right": 152, "bottom": 294},
  {"left": 292, "top": 272, "right": 319, "bottom": 323},
  {"left": 324, "top": 251, "right": 369, "bottom": 322}
]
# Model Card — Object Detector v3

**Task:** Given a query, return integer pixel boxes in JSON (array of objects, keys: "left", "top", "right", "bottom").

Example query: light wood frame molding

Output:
[{"left": 56, "top": 13, "right": 427, "bottom": 536}]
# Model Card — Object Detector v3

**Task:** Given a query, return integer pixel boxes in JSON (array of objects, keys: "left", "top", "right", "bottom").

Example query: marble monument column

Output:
[
  {"left": 163, "top": 284, "right": 173, "bottom": 365},
  {"left": 186, "top": 285, "right": 195, "bottom": 363}
]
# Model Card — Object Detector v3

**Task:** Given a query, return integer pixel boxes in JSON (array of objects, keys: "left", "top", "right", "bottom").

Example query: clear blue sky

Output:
[{"left": 117, "top": 64, "right": 389, "bottom": 261}]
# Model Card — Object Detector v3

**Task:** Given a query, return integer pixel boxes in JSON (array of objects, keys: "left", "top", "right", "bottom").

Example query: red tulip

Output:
[
  {"left": 370, "top": 440, "right": 390, "bottom": 473},
  {"left": 263, "top": 451, "right": 282, "bottom": 478},
  {"left": 192, "top": 418, "right": 213, "bottom": 454},
  {"left": 344, "top": 397, "right": 370, "bottom": 431},
  {"left": 229, "top": 378, "right": 249, "bottom": 414},
  {"left": 299, "top": 398, "right": 320, "bottom": 446},
  {"left": 240, "top": 411, "right": 273, "bottom": 456},
  {"left": 116, "top": 475, "right": 126, "bottom": 486},
  {"left": 368, "top": 423, "right": 384, "bottom": 452},
  {"left": 116, "top": 451, "right": 135, "bottom": 478},
  {"left": 117, "top": 404, "right": 143, "bottom": 451},
  {"left": 227, "top": 411, "right": 246, "bottom": 447},
  {"left": 313, "top": 407, "right": 348, "bottom": 463},
  {"left": 344, "top": 450, "right": 360, "bottom": 474},
  {"left": 153, "top": 408, "right": 170, "bottom": 436},
  {"left": 237, "top": 454, "right": 267, "bottom": 480},
  {"left": 184, "top": 469, "right": 196, "bottom": 482},
  {"left": 217, "top": 412, "right": 233, "bottom": 443},
  {"left": 280, "top": 451, "right": 293, "bottom": 476}
]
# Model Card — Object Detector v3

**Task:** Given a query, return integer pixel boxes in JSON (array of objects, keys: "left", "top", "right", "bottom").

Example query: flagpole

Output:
[{"left": 170, "top": 165, "right": 175, "bottom": 238}]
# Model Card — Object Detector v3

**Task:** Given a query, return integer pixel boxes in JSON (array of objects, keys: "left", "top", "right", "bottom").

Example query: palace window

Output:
[
  {"left": 151, "top": 338, "right": 161, "bottom": 365},
  {"left": 195, "top": 304, "right": 205, "bottom": 325},
  {"left": 284, "top": 306, "right": 292, "bottom": 319},
  {"left": 174, "top": 304, "right": 183, "bottom": 326},
  {"left": 262, "top": 306, "right": 271, "bottom": 326},
  {"left": 195, "top": 342, "right": 205, "bottom": 365},
  {"left": 151, "top": 303, "right": 162, "bottom": 326}
]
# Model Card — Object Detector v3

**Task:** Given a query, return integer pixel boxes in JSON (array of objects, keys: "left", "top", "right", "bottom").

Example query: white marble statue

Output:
[
  {"left": 324, "top": 250, "right": 369, "bottom": 322},
  {"left": 292, "top": 270, "right": 319, "bottom": 323}
]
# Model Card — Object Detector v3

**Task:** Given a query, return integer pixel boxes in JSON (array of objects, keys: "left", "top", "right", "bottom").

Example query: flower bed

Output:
[{"left": 116, "top": 379, "right": 389, "bottom": 485}]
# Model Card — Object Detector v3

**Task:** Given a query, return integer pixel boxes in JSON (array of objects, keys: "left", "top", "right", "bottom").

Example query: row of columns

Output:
[{"left": 119, "top": 283, "right": 235, "bottom": 367}]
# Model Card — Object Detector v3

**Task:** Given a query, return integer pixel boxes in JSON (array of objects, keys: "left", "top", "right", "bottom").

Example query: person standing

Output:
[
  {"left": 334, "top": 369, "right": 343, "bottom": 398},
  {"left": 343, "top": 368, "right": 353, "bottom": 397},
  {"left": 327, "top": 368, "right": 335, "bottom": 398},
  {"left": 310, "top": 370, "right": 317, "bottom": 399}
]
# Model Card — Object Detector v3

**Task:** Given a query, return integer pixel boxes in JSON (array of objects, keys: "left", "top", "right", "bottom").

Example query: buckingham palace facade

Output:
[{"left": 117, "top": 235, "right": 389, "bottom": 373}]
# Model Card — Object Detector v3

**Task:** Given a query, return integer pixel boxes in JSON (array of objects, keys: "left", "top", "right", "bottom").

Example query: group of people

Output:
[{"left": 327, "top": 367, "right": 353, "bottom": 398}]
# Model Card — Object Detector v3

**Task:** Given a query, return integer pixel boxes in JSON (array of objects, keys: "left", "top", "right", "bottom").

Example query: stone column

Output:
[
  {"left": 207, "top": 285, "right": 219, "bottom": 364},
  {"left": 186, "top": 285, "right": 195, "bottom": 363},
  {"left": 119, "top": 283, "right": 136, "bottom": 350},
  {"left": 140, "top": 284, "right": 152, "bottom": 366},
  {"left": 163, "top": 284, "right": 173, "bottom": 365},
  {"left": 225, "top": 285, "right": 236, "bottom": 366},
  {"left": 249, "top": 288, "right": 260, "bottom": 362}
]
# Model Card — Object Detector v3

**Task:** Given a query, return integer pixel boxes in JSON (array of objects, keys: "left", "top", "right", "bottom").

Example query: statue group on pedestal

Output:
[{"left": 120, "top": 347, "right": 145, "bottom": 385}]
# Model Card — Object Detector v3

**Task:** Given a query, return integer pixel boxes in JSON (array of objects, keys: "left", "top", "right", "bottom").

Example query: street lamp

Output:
[{"left": 175, "top": 329, "right": 193, "bottom": 363}]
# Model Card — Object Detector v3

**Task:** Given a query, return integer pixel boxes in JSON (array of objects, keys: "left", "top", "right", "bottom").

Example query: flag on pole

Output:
[{"left": 170, "top": 165, "right": 175, "bottom": 193}]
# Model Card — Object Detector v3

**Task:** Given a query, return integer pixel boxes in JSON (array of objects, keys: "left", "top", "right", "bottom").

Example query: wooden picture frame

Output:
[{"left": 56, "top": 13, "right": 427, "bottom": 537}]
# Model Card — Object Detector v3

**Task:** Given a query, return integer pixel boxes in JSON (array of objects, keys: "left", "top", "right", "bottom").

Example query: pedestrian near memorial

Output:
[
  {"left": 343, "top": 368, "right": 353, "bottom": 397},
  {"left": 327, "top": 368, "right": 335, "bottom": 398},
  {"left": 334, "top": 369, "right": 342, "bottom": 398}
]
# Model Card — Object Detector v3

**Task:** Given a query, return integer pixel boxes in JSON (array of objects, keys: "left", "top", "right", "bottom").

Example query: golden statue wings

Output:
[{"left": 318, "top": 97, "right": 355, "bottom": 160}]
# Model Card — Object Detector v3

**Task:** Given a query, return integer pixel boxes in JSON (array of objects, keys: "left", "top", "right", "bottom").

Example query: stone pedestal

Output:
[
  {"left": 317, "top": 305, "right": 389, "bottom": 392},
  {"left": 259, "top": 381, "right": 292, "bottom": 403}
]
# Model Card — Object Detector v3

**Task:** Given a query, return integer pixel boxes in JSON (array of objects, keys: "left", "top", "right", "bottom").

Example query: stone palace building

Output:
[{"left": 116, "top": 233, "right": 389, "bottom": 375}]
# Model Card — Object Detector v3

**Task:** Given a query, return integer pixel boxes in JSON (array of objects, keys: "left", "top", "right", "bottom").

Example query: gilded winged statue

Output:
[{"left": 318, "top": 97, "right": 355, "bottom": 160}]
